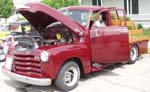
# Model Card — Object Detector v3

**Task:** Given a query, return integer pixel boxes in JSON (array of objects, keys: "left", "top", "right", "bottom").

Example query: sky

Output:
[
  {"left": 0, "top": 0, "right": 41, "bottom": 23},
  {"left": 13, "top": 0, "right": 41, "bottom": 8}
]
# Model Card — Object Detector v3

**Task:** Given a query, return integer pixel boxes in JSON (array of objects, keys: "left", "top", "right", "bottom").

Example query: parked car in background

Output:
[
  {"left": 0, "top": 23, "right": 11, "bottom": 62},
  {"left": 6, "top": 21, "right": 38, "bottom": 42},
  {"left": 0, "top": 21, "right": 38, "bottom": 62},
  {"left": 0, "top": 23, "right": 11, "bottom": 43},
  {"left": 0, "top": 21, "right": 31, "bottom": 43}
]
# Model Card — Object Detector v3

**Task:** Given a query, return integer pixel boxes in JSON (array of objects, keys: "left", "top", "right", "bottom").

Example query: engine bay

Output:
[
  {"left": 41, "top": 22, "right": 76, "bottom": 45},
  {"left": 15, "top": 22, "right": 78, "bottom": 52}
]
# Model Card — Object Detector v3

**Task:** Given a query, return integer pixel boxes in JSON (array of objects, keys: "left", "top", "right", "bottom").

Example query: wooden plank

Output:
[{"left": 129, "top": 29, "right": 149, "bottom": 43}]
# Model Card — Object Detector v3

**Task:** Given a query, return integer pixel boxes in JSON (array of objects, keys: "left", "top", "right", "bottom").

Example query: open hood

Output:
[{"left": 17, "top": 3, "right": 84, "bottom": 36}]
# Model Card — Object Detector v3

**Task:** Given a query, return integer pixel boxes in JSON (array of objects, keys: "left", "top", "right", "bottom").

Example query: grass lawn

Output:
[
  {"left": 143, "top": 29, "right": 150, "bottom": 53},
  {"left": 143, "top": 31, "right": 150, "bottom": 37},
  {"left": 148, "top": 49, "right": 150, "bottom": 54}
]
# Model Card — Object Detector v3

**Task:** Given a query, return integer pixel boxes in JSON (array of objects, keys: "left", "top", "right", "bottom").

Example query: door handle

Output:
[
  {"left": 95, "top": 29, "right": 99, "bottom": 37},
  {"left": 95, "top": 30, "right": 104, "bottom": 37}
]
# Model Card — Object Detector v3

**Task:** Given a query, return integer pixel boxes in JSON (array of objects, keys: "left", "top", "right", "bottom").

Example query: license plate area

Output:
[{"left": 4, "top": 56, "right": 13, "bottom": 71}]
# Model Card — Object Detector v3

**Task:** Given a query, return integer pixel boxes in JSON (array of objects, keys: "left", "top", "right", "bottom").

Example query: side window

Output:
[
  {"left": 117, "top": 10, "right": 125, "bottom": 26},
  {"left": 110, "top": 11, "right": 119, "bottom": 26},
  {"left": 93, "top": 12, "right": 108, "bottom": 28},
  {"left": 89, "top": 11, "right": 99, "bottom": 29},
  {"left": 110, "top": 10, "right": 125, "bottom": 26}
]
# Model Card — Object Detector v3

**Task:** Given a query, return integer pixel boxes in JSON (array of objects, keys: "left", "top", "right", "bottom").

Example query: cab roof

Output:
[
  {"left": 60, "top": 6, "right": 123, "bottom": 12},
  {"left": 60, "top": 6, "right": 104, "bottom": 12}
]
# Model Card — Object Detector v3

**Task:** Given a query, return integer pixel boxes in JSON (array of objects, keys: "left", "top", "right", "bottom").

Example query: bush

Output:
[
  {"left": 137, "top": 24, "right": 143, "bottom": 29},
  {"left": 143, "top": 27, "right": 150, "bottom": 37},
  {"left": 127, "top": 26, "right": 133, "bottom": 30},
  {"left": 126, "top": 16, "right": 131, "bottom": 21}
]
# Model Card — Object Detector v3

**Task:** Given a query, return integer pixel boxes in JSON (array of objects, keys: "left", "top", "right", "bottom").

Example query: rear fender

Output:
[{"left": 130, "top": 40, "right": 148, "bottom": 55}]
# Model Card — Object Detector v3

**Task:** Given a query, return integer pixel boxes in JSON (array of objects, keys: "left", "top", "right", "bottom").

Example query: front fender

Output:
[{"left": 41, "top": 44, "right": 91, "bottom": 79}]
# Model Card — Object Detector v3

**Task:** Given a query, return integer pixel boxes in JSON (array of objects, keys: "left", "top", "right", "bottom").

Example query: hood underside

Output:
[{"left": 17, "top": 3, "right": 84, "bottom": 36}]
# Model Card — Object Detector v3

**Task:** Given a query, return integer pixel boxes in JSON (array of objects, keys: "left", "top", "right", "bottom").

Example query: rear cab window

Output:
[{"left": 109, "top": 9, "right": 126, "bottom": 27}]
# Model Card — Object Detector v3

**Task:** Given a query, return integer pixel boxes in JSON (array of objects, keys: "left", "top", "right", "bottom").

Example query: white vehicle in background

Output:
[
  {"left": 0, "top": 23, "right": 11, "bottom": 41},
  {"left": 0, "top": 21, "right": 38, "bottom": 62}
]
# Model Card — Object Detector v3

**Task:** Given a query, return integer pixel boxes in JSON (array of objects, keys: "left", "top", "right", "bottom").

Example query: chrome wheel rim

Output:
[
  {"left": 64, "top": 67, "right": 78, "bottom": 87},
  {"left": 131, "top": 47, "right": 138, "bottom": 61}
]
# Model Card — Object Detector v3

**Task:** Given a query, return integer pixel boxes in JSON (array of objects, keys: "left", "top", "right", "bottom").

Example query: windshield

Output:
[{"left": 59, "top": 9, "right": 90, "bottom": 26}]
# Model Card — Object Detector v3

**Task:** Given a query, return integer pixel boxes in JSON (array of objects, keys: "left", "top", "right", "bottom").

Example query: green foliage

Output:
[
  {"left": 41, "top": 0, "right": 80, "bottom": 9},
  {"left": 143, "top": 27, "right": 150, "bottom": 38},
  {"left": 126, "top": 16, "right": 131, "bottom": 21},
  {"left": 143, "top": 27, "right": 150, "bottom": 34},
  {"left": 127, "top": 26, "right": 133, "bottom": 30},
  {"left": 137, "top": 24, "right": 143, "bottom": 29},
  {"left": 148, "top": 48, "right": 150, "bottom": 54},
  {"left": 0, "top": 0, "right": 15, "bottom": 19}
]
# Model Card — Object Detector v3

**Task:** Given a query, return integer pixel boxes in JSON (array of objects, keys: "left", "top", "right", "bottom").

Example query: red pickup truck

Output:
[{"left": 2, "top": 3, "right": 148, "bottom": 91}]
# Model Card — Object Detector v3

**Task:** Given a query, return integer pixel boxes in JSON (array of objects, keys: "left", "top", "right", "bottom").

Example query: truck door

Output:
[
  {"left": 113, "top": 10, "right": 130, "bottom": 62},
  {"left": 90, "top": 9, "right": 129, "bottom": 63}
]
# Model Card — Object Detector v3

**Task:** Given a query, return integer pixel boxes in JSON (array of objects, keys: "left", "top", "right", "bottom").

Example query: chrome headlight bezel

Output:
[{"left": 40, "top": 51, "right": 49, "bottom": 62}]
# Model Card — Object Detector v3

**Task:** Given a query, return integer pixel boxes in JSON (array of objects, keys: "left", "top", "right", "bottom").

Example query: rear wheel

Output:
[
  {"left": 55, "top": 61, "right": 80, "bottom": 91},
  {"left": 129, "top": 45, "right": 139, "bottom": 64}
]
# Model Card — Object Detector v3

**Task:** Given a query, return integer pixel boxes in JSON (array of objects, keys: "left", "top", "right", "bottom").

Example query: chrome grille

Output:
[{"left": 13, "top": 53, "right": 42, "bottom": 78}]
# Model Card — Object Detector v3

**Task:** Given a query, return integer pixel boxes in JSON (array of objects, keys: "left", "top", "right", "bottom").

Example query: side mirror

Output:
[{"left": 94, "top": 21, "right": 101, "bottom": 28}]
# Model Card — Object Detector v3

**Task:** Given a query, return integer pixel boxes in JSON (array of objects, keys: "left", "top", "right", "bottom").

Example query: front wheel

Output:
[
  {"left": 55, "top": 61, "right": 80, "bottom": 91},
  {"left": 129, "top": 45, "right": 139, "bottom": 64}
]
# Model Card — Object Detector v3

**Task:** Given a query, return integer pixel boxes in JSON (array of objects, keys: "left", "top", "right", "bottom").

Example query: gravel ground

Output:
[{"left": 0, "top": 54, "right": 150, "bottom": 92}]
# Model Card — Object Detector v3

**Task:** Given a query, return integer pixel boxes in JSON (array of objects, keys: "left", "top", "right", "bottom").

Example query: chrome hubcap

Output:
[{"left": 64, "top": 67, "right": 78, "bottom": 87}]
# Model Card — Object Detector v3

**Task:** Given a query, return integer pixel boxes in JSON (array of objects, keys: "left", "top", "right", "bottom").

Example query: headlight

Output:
[
  {"left": 3, "top": 45, "right": 9, "bottom": 54},
  {"left": 40, "top": 51, "right": 49, "bottom": 62}
]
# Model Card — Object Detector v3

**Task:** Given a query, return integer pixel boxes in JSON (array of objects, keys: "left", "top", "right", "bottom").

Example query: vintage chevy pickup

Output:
[{"left": 2, "top": 3, "right": 148, "bottom": 91}]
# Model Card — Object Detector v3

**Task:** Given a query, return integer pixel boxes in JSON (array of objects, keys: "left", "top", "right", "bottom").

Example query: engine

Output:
[
  {"left": 15, "top": 35, "right": 42, "bottom": 52},
  {"left": 14, "top": 22, "right": 76, "bottom": 52}
]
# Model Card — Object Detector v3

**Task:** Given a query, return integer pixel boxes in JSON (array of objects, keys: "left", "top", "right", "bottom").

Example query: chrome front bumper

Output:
[{"left": 2, "top": 68, "right": 52, "bottom": 86}]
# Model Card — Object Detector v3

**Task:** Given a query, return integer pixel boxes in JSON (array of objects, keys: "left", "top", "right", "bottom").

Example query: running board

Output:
[{"left": 91, "top": 63, "right": 112, "bottom": 72}]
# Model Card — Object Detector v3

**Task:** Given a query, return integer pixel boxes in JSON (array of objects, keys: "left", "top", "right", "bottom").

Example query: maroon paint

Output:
[{"left": 2, "top": 3, "right": 148, "bottom": 80}]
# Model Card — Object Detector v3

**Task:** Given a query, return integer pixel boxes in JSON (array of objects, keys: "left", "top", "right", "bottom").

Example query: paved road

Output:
[{"left": 0, "top": 54, "right": 150, "bottom": 92}]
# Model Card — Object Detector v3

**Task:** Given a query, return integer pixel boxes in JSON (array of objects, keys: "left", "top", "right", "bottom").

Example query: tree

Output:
[
  {"left": 0, "top": 0, "right": 15, "bottom": 22},
  {"left": 41, "top": 0, "right": 79, "bottom": 9}
]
